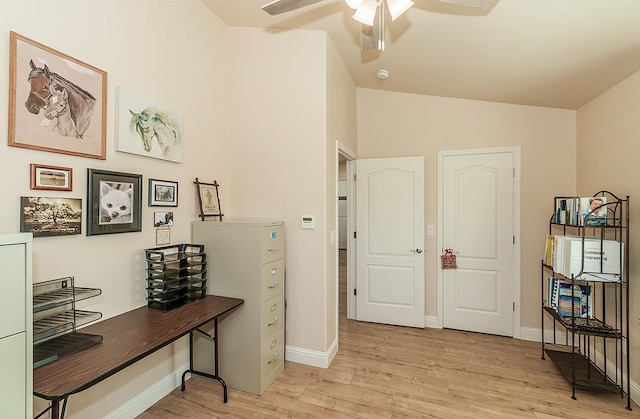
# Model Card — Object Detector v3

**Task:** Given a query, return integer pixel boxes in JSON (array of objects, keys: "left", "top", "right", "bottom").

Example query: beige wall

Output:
[
  {"left": 577, "top": 69, "right": 640, "bottom": 389},
  {"left": 0, "top": 1, "right": 230, "bottom": 417},
  {"left": 356, "top": 88, "right": 577, "bottom": 327},
  {"left": 227, "top": 27, "right": 356, "bottom": 357}
]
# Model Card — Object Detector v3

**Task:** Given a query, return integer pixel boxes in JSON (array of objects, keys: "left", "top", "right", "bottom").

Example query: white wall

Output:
[{"left": 0, "top": 1, "right": 230, "bottom": 417}]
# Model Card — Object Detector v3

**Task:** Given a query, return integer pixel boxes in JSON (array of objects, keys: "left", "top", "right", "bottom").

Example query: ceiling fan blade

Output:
[
  {"left": 262, "top": 0, "right": 323, "bottom": 15},
  {"left": 437, "top": 0, "right": 494, "bottom": 6}
]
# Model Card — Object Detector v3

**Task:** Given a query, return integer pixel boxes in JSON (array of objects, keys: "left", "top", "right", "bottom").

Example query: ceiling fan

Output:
[{"left": 261, "top": 0, "right": 496, "bottom": 51}]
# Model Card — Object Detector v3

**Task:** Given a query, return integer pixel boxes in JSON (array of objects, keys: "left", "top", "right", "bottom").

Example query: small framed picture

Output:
[
  {"left": 154, "top": 211, "right": 174, "bottom": 227},
  {"left": 155, "top": 228, "right": 171, "bottom": 246},
  {"left": 87, "top": 168, "right": 142, "bottom": 236},
  {"left": 30, "top": 164, "right": 72, "bottom": 191},
  {"left": 148, "top": 179, "right": 178, "bottom": 207},
  {"left": 194, "top": 178, "right": 223, "bottom": 221}
]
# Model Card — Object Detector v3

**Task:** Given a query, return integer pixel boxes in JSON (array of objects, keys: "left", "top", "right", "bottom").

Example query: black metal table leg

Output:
[{"left": 180, "top": 318, "right": 228, "bottom": 403}]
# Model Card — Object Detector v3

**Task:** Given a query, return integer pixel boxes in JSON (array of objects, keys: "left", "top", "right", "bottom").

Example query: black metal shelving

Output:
[{"left": 541, "top": 191, "right": 630, "bottom": 410}]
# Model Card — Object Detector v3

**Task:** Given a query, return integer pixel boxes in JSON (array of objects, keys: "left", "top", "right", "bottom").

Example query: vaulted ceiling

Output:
[{"left": 203, "top": 0, "right": 640, "bottom": 110}]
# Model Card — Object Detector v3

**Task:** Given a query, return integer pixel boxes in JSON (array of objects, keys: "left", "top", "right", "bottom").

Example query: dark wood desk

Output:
[{"left": 33, "top": 295, "right": 244, "bottom": 419}]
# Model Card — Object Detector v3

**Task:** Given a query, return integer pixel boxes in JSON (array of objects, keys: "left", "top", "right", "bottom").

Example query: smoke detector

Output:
[{"left": 376, "top": 69, "right": 390, "bottom": 80}]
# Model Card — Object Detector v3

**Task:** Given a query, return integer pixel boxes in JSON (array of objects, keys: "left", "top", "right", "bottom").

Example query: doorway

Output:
[{"left": 337, "top": 143, "right": 356, "bottom": 321}]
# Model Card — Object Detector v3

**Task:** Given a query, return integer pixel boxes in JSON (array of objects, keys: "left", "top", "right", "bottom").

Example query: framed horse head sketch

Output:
[
  {"left": 8, "top": 32, "right": 107, "bottom": 159},
  {"left": 116, "top": 87, "right": 184, "bottom": 163}
]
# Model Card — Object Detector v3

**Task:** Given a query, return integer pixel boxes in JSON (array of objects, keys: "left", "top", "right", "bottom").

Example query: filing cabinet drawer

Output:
[
  {"left": 261, "top": 225, "right": 284, "bottom": 263},
  {"left": 261, "top": 295, "right": 284, "bottom": 337},
  {"left": 261, "top": 259, "right": 284, "bottom": 302},
  {"left": 261, "top": 331, "right": 284, "bottom": 380}
]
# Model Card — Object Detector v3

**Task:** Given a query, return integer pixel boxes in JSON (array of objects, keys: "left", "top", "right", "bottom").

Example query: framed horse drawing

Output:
[
  {"left": 116, "top": 87, "right": 183, "bottom": 163},
  {"left": 8, "top": 31, "right": 107, "bottom": 159}
]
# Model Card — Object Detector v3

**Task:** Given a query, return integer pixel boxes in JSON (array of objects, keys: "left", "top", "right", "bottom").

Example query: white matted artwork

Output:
[{"left": 116, "top": 87, "right": 183, "bottom": 163}]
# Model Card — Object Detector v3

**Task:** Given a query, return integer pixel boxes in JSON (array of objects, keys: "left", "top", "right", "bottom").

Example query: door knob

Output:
[{"left": 411, "top": 248, "right": 423, "bottom": 254}]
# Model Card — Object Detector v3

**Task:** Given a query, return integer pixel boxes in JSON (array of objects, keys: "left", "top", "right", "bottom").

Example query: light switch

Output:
[{"left": 427, "top": 225, "right": 435, "bottom": 236}]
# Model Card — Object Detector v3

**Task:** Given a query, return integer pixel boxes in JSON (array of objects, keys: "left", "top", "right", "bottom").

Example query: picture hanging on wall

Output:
[
  {"left": 116, "top": 87, "right": 183, "bottom": 163},
  {"left": 20, "top": 196, "right": 82, "bottom": 237},
  {"left": 30, "top": 163, "right": 73, "bottom": 191},
  {"left": 148, "top": 178, "right": 178, "bottom": 207},
  {"left": 8, "top": 31, "right": 107, "bottom": 159},
  {"left": 194, "top": 178, "right": 223, "bottom": 221},
  {"left": 154, "top": 211, "right": 174, "bottom": 227},
  {"left": 87, "top": 168, "right": 142, "bottom": 236}
]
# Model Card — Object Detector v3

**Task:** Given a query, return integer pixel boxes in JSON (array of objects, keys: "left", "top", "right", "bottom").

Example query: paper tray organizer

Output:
[{"left": 144, "top": 244, "right": 207, "bottom": 311}]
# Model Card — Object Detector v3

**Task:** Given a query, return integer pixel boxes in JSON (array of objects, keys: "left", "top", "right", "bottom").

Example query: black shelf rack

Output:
[
  {"left": 541, "top": 191, "right": 630, "bottom": 410},
  {"left": 144, "top": 244, "right": 207, "bottom": 311}
]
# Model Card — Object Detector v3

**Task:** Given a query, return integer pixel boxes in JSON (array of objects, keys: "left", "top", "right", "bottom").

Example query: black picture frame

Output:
[
  {"left": 87, "top": 168, "right": 142, "bottom": 235},
  {"left": 148, "top": 178, "right": 178, "bottom": 207}
]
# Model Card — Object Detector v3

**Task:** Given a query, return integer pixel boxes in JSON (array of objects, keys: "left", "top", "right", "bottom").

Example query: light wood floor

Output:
[{"left": 139, "top": 251, "right": 638, "bottom": 418}]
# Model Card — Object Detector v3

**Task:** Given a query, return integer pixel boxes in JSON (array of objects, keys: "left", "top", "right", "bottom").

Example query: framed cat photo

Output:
[{"left": 87, "top": 168, "right": 142, "bottom": 236}]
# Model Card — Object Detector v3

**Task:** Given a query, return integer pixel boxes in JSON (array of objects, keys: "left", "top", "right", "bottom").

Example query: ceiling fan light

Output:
[
  {"left": 387, "top": 0, "right": 414, "bottom": 21},
  {"left": 353, "top": 0, "right": 378, "bottom": 26},
  {"left": 345, "top": 0, "right": 365, "bottom": 9}
]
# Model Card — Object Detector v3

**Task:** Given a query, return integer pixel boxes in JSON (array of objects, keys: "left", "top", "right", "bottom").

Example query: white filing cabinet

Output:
[
  {"left": 192, "top": 220, "right": 284, "bottom": 395},
  {"left": 0, "top": 233, "right": 33, "bottom": 418}
]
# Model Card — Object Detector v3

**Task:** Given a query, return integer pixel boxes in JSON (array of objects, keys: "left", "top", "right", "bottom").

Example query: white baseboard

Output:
[
  {"left": 425, "top": 315, "right": 439, "bottom": 328},
  {"left": 104, "top": 362, "right": 189, "bottom": 419},
  {"left": 285, "top": 340, "right": 337, "bottom": 368}
]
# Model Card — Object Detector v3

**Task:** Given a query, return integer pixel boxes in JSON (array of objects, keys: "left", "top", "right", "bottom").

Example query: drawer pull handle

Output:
[
  {"left": 268, "top": 247, "right": 279, "bottom": 252},
  {"left": 267, "top": 354, "right": 279, "bottom": 365},
  {"left": 270, "top": 339, "right": 277, "bottom": 350},
  {"left": 268, "top": 282, "right": 280, "bottom": 289},
  {"left": 270, "top": 304, "right": 277, "bottom": 312},
  {"left": 267, "top": 318, "right": 279, "bottom": 327}
]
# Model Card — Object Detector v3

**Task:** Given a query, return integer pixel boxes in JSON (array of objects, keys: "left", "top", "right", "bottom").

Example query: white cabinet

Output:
[
  {"left": 0, "top": 233, "right": 33, "bottom": 418},
  {"left": 192, "top": 220, "right": 284, "bottom": 395}
]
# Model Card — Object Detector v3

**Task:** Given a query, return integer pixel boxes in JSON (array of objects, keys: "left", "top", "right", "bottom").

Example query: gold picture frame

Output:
[
  {"left": 9, "top": 31, "right": 107, "bottom": 159},
  {"left": 30, "top": 163, "right": 73, "bottom": 191}
]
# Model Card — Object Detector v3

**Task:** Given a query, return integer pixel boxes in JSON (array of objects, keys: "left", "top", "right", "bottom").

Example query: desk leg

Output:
[{"left": 181, "top": 318, "right": 228, "bottom": 403}]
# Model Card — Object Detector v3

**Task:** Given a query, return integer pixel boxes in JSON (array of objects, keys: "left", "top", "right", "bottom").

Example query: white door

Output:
[
  {"left": 356, "top": 156, "right": 425, "bottom": 328},
  {"left": 441, "top": 149, "right": 517, "bottom": 337}
]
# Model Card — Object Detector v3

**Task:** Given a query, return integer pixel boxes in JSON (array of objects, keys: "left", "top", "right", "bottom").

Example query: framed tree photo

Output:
[
  {"left": 87, "top": 168, "right": 142, "bottom": 235},
  {"left": 8, "top": 32, "right": 107, "bottom": 159},
  {"left": 194, "top": 178, "right": 223, "bottom": 221},
  {"left": 20, "top": 196, "right": 82, "bottom": 237}
]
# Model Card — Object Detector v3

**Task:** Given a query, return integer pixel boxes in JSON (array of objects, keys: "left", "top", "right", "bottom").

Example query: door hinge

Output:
[
  {"left": 513, "top": 302, "right": 515, "bottom": 311},
  {"left": 353, "top": 174, "right": 357, "bottom": 181},
  {"left": 354, "top": 289, "right": 357, "bottom": 296},
  {"left": 353, "top": 231, "right": 357, "bottom": 239},
  {"left": 513, "top": 235, "right": 515, "bottom": 245},
  {"left": 512, "top": 167, "right": 515, "bottom": 177}
]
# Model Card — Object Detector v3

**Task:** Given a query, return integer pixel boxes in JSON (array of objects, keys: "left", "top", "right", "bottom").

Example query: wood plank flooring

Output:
[{"left": 139, "top": 251, "right": 638, "bottom": 418}]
